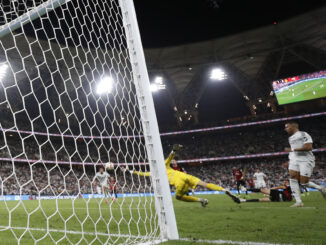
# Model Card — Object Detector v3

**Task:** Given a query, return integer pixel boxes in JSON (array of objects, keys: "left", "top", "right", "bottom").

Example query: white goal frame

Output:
[{"left": 119, "top": 0, "right": 179, "bottom": 240}]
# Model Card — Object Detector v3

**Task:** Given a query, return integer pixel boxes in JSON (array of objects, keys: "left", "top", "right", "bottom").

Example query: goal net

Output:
[{"left": 0, "top": 0, "right": 177, "bottom": 244}]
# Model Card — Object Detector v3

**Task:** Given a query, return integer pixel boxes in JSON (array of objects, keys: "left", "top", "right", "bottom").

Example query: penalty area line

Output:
[{"left": 179, "top": 238, "right": 292, "bottom": 245}]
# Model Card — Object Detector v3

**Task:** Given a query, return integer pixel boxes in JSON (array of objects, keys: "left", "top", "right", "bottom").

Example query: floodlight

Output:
[
  {"left": 150, "top": 83, "right": 158, "bottom": 92},
  {"left": 154, "top": 76, "right": 163, "bottom": 84},
  {"left": 0, "top": 63, "right": 8, "bottom": 81},
  {"left": 96, "top": 76, "right": 113, "bottom": 94},
  {"left": 210, "top": 68, "right": 227, "bottom": 81},
  {"left": 150, "top": 76, "right": 166, "bottom": 92}
]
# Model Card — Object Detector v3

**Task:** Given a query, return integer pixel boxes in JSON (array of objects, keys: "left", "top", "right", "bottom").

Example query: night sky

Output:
[{"left": 134, "top": 0, "right": 326, "bottom": 48}]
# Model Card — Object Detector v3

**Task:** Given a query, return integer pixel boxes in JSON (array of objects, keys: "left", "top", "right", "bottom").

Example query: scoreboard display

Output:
[{"left": 272, "top": 70, "right": 326, "bottom": 105}]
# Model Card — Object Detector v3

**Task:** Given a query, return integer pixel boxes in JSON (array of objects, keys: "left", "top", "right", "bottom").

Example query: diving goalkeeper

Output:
[{"left": 124, "top": 144, "right": 239, "bottom": 207}]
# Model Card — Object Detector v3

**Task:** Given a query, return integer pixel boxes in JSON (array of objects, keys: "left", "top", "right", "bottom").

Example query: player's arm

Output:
[
  {"left": 92, "top": 174, "right": 98, "bottom": 186},
  {"left": 133, "top": 171, "right": 151, "bottom": 177},
  {"left": 292, "top": 143, "right": 313, "bottom": 152},
  {"left": 122, "top": 166, "right": 151, "bottom": 177},
  {"left": 270, "top": 185, "right": 286, "bottom": 190},
  {"left": 165, "top": 144, "right": 182, "bottom": 167}
]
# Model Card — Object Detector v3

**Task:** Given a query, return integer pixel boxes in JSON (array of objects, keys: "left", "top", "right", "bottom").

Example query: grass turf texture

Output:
[
  {"left": 275, "top": 78, "right": 326, "bottom": 105},
  {"left": 0, "top": 192, "right": 325, "bottom": 244}
]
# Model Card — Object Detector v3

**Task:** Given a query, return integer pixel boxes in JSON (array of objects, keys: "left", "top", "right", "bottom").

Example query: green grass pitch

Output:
[
  {"left": 0, "top": 192, "right": 325, "bottom": 244},
  {"left": 275, "top": 78, "right": 326, "bottom": 105}
]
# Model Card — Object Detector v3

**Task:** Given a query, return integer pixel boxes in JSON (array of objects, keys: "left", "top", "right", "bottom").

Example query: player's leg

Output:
[
  {"left": 197, "top": 180, "right": 224, "bottom": 191},
  {"left": 260, "top": 188, "right": 271, "bottom": 195},
  {"left": 175, "top": 183, "right": 208, "bottom": 207},
  {"left": 102, "top": 186, "right": 110, "bottom": 203},
  {"left": 288, "top": 161, "right": 303, "bottom": 207},
  {"left": 299, "top": 161, "right": 326, "bottom": 199},
  {"left": 240, "top": 180, "right": 248, "bottom": 195},
  {"left": 236, "top": 181, "right": 241, "bottom": 194},
  {"left": 196, "top": 180, "right": 240, "bottom": 203},
  {"left": 241, "top": 197, "right": 271, "bottom": 203}
]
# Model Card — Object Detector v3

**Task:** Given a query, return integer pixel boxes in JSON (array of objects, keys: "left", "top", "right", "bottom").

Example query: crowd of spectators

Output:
[
  {"left": 0, "top": 117, "right": 325, "bottom": 196},
  {"left": 1, "top": 154, "right": 325, "bottom": 196},
  {"left": 162, "top": 117, "right": 326, "bottom": 159}
]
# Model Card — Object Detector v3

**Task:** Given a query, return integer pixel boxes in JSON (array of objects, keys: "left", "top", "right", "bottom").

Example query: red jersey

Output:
[
  {"left": 173, "top": 166, "right": 181, "bottom": 171},
  {"left": 281, "top": 185, "right": 292, "bottom": 201},
  {"left": 173, "top": 166, "right": 186, "bottom": 173},
  {"left": 233, "top": 169, "right": 243, "bottom": 181},
  {"left": 109, "top": 180, "right": 117, "bottom": 191},
  {"left": 247, "top": 179, "right": 255, "bottom": 188}
]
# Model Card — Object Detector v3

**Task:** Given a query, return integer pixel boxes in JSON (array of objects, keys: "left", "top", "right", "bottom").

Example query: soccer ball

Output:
[{"left": 105, "top": 162, "right": 114, "bottom": 170}]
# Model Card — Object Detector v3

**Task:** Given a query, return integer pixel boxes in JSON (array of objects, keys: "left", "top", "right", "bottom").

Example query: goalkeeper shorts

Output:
[{"left": 173, "top": 172, "right": 200, "bottom": 197}]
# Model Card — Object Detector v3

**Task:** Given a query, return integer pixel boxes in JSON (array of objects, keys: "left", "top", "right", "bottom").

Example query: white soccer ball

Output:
[{"left": 105, "top": 162, "right": 114, "bottom": 170}]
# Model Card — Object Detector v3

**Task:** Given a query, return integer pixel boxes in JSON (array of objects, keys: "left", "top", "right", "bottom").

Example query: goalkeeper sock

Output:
[
  {"left": 246, "top": 199, "right": 259, "bottom": 202},
  {"left": 180, "top": 195, "right": 199, "bottom": 202},
  {"left": 207, "top": 183, "right": 224, "bottom": 191}
]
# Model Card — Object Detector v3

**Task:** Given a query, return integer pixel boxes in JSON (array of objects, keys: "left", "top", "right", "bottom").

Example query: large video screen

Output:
[{"left": 272, "top": 70, "right": 326, "bottom": 105}]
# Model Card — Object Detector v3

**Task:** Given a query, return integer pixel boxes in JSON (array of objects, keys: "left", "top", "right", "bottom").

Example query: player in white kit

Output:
[
  {"left": 253, "top": 169, "right": 267, "bottom": 189},
  {"left": 93, "top": 166, "right": 110, "bottom": 199},
  {"left": 284, "top": 121, "right": 326, "bottom": 207}
]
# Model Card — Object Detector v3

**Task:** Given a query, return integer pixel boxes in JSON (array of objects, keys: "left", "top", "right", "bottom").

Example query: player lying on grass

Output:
[
  {"left": 231, "top": 181, "right": 293, "bottom": 203},
  {"left": 124, "top": 144, "right": 239, "bottom": 207}
]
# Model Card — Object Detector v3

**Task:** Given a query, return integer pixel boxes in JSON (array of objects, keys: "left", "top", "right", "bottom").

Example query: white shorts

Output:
[
  {"left": 255, "top": 181, "right": 266, "bottom": 189},
  {"left": 100, "top": 183, "right": 109, "bottom": 189},
  {"left": 289, "top": 160, "right": 315, "bottom": 177}
]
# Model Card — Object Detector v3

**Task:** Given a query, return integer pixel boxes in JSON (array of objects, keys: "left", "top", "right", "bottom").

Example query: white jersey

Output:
[
  {"left": 94, "top": 172, "right": 110, "bottom": 185},
  {"left": 254, "top": 172, "right": 266, "bottom": 182},
  {"left": 288, "top": 131, "right": 315, "bottom": 162}
]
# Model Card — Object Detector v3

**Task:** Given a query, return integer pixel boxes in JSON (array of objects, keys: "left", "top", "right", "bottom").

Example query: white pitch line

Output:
[
  {"left": 179, "top": 238, "right": 292, "bottom": 245},
  {"left": 0, "top": 227, "right": 295, "bottom": 245},
  {"left": 236, "top": 206, "right": 322, "bottom": 210}
]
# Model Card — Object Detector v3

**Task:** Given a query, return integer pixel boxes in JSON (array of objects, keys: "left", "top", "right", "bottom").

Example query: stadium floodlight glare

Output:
[
  {"left": 96, "top": 76, "right": 114, "bottom": 95},
  {"left": 154, "top": 76, "right": 163, "bottom": 84},
  {"left": 210, "top": 68, "right": 227, "bottom": 81},
  {"left": 150, "top": 83, "right": 158, "bottom": 92},
  {"left": 0, "top": 63, "right": 8, "bottom": 81},
  {"left": 150, "top": 76, "right": 166, "bottom": 92}
]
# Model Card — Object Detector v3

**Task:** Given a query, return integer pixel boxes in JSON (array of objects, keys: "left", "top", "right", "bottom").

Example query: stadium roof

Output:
[
  {"left": 1, "top": 3, "right": 326, "bottom": 126},
  {"left": 144, "top": 6, "right": 326, "bottom": 121}
]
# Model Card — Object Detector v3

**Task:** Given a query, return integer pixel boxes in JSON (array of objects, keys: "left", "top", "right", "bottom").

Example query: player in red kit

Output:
[
  {"left": 109, "top": 176, "right": 118, "bottom": 201},
  {"left": 247, "top": 178, "right": 255, "bottom": 189},
  {"left": 233, "top": 167, "right": 247, "bottom": 195},
  {"left": 232, "top": 181, "right": 293, "bottom": 203}
]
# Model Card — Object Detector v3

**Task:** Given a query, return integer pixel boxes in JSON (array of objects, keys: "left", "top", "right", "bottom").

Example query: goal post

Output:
[
  {"left": 0, "top": 0, "right": 178, "bottom": 244},
  {"left": 119, "top": 0, "right": 179, "bottom": 240}
]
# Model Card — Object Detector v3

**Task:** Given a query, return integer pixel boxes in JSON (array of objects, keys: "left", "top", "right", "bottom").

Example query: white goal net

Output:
[{"left": 0, "top": 0, "right": 177, "bottom": 244}]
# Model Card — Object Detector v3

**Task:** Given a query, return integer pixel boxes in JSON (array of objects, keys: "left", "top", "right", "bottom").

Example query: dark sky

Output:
[{"left": 134, "top": 0, "right": 326, "bottom": 48}]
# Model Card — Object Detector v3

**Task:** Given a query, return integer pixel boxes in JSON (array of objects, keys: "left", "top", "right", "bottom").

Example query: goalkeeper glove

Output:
[{"left": 172, "top": 144, "right": 182, "bottom": 152}]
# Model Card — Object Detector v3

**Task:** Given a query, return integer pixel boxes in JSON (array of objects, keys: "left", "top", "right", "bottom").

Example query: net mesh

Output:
[{"left": 0, "top": 0, "right": 160, "bottom": 244}]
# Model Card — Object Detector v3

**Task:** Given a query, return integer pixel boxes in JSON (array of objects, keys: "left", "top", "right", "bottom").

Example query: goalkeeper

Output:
[{"left": 124, "top": 144, "right": 239, "bottom": 207}]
